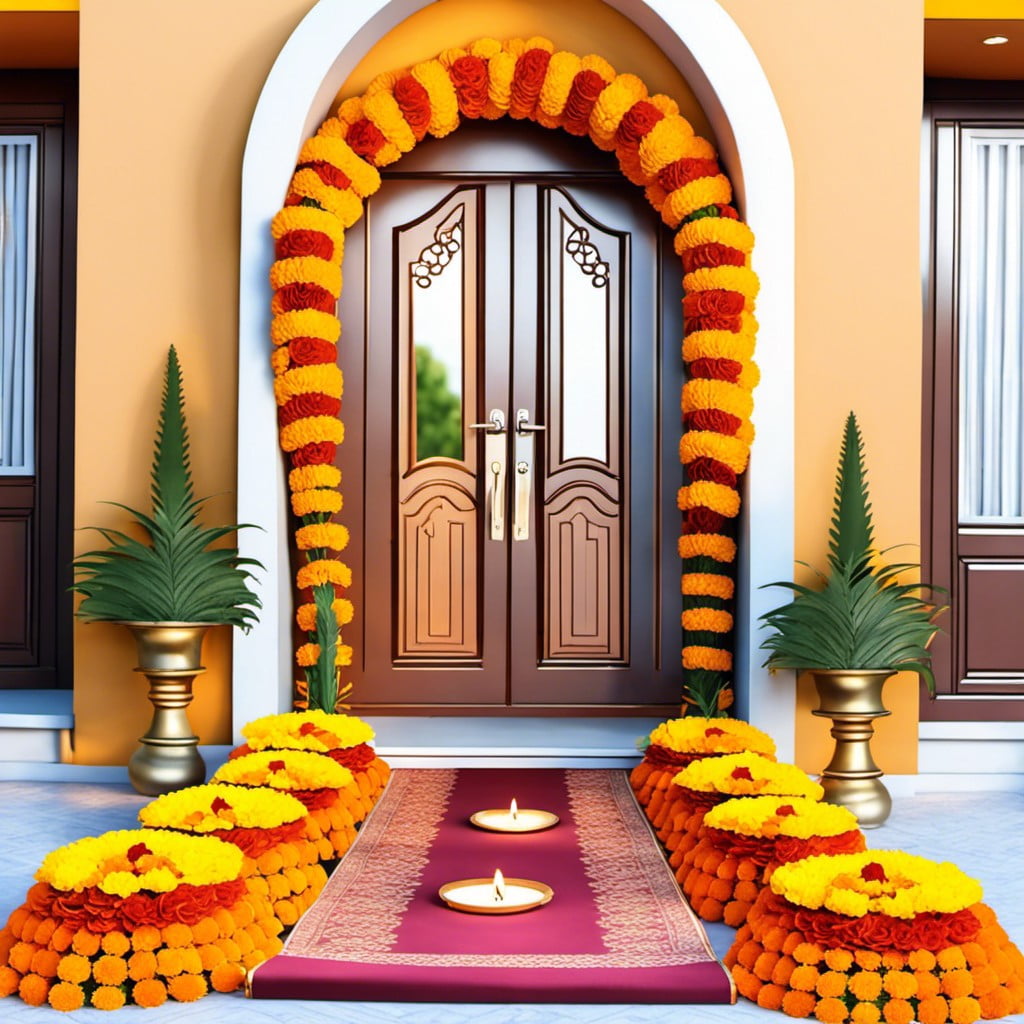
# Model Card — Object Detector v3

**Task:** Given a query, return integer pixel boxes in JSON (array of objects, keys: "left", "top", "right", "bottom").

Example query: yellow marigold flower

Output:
[
  {"left": 538, "top": 51, "right": 580, "bottom": 119},
  {"left": 289, "top": 464, "right": 341, "bottom": 492},
  {"left": 436, "top": 47, "right": 468, "bottom": 69},
  {"left": 212, "top": 749, "right": 354, "bottom": 792},
  {"left": 661, "top": 175, "right": 733, "bottom": 228},
  {"left": 291, "top": 489, "right": 343, "bottom": 517},
  {"left": 677, "top": 533, "right": 738, "bottom": 563},
  {"left": 770, "top": 851, "right": 984, "bottom": 919},
  {"left": 580, "top": 53, "right": 616, "bottom": 80},
  {"left": 485, "top": 49, "right": 516, "bottom": 117},
  {"left": 296, "top": 558, "right": 351, "bottom": 590},
  {"left": 271, "top": 205, "right": 347, "bottom": 252},
  {"left": 365, "top": 68, "right": 403, "bottom": 95},
  {"left": 279, "top": 416, "right": 345, "bottom": 453},
  {"left": 682, "top": 330, "right": 757, "bottom": 365},
  {"left": 35, "top": 830, "right": 243, "bottom": 896},
  {"left": 523, "top": 36, "right": 555, "bottom": 53},
  {"left": 739, "top": 361, "right": 760, "bottom": 392},
  {"left": 681, "top": 608, "right": 734, "bottom": 633},
  {"left": 682, "top": 378, "right": 754, "bottom": 420},
  {"left": 139, "top": 783, "right": 307, "bottom": 832},
  {"left": 241, "top": 709, "right": 374, "bottom": 751},
  {"left": 677, "top": 481, "right": 741, "bottom": 518},
  {"left": 673, "top": 752, "right": 823, "bottom": 800},
  {"left": 704, "top": 795, "right": 859, "bottom": 841},
  {"left": 363, "top": 90, "right": 417, "bottom": 155},
  {"left": 273, "top": 363, "right": 343, "bottom": 403},
  {"left": 682, "top": 645, "right": 732, "bottom": 671},
  {"left": 296, "top": 597, "right": 354, "bottom": 632},
  {"left": 301, "top": 135, "right": 381, "bottom": 199},
  {"left": 737, "top": 419, "right": 755, "bottom": 446},
  {"left": 674, "top": 216, "right": 755, "bottom": 256},
  {"left": 270, "top": 256, "right": 342, "bottom": 297},
  {"left": 295, "top": 523, "right": 350, "bottom": 552},
  {"left": 679, "top": 431, "right": 751, "bottom": 475},
  {"left": 637, "top": 115, "right": 696, "bottom": 176},
  {"left": 270, "top": 347, "right": 290, "bottom": 376},
  {"left": 468, "top": 37, "right": 502, "bottom": 59},
  {"left": 288, "top": 168, "right": 365, "bottom": 228},
  {"left": 683, "top": 265, "right": 760, "bottom": 301},
  {"left": 411, "top": 59, "right": 459, "bottom": 138},
  {"left": 589, "top": 73, "right": 648, "bottom": 150},
  {"left": 648, "top": 93, "right": 680, "bottom": 118},
  {"left": 647, "top": 716, "right": 776, "bottom": 757},
  {"left": 270, "top": 309, "right": 341, "bottom": 349},
  {"left": 681, "top": 572, "right": 735, "bottom": 600}
]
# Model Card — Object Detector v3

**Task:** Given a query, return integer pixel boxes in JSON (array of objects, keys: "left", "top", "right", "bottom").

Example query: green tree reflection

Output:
[{"left": 415, "top": 345, "right": 463, "bottom": 461}]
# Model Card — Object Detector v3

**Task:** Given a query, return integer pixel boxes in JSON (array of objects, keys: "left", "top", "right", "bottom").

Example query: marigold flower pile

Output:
[
  {"left": 138, "top": 783, "right": 328, "bottom": 931},
  {"left": 212, "top": 748, "right": 365, "bottom": 864},
  {"left": 682, "top": 796, "right": 865, "bottom": 926},
  {"left": 629, "top": 716, "right": 776, "bottom": 816},
  {"left": 228, "top": 710, "right": 391, "bottom": 824},
  {"left": 0, "top": 830, "right": 278, "bottom": 1011},
  {"left": 649, "top": 752, "right": 823, "bottom": 877},
  {"left": 270, "top": 35, "right": 759, "bottom": 713},
  {"left": 726, "top": 852, "right": 1024, "bottom": 1023}
]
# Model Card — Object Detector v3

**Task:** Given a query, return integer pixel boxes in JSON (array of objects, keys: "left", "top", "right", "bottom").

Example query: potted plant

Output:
[
  {"left": 72, "top": 346, "right": 262, "bottom": 794},
  {"left": 759, "top": 411, "right": 944, "bottom": 826}
]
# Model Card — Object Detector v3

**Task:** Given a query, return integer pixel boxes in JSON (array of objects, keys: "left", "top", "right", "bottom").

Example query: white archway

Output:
[{"left": 235, "top": 0, "right": 795, "bottom": 762}]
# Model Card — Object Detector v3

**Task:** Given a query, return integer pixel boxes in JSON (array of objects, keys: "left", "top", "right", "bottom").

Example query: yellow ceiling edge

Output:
[
  {"left": 0, "top": 1, "right": 78, "bottom": 11},
  {"left": 926, "top": 0, "right": 1024, "bottom": 17}
]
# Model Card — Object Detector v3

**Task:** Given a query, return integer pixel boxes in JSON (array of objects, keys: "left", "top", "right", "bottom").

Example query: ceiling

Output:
[
  {"left": 0, "top": 12, "right": 77, "bottom": 69},
  {"left": 925, "top": 18, "right": 1024, "bottom": 79}
]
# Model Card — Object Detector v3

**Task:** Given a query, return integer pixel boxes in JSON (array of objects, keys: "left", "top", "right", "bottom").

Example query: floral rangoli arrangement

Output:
[{"left": 682, "top": 795, "right": 865, "bottom": 926}]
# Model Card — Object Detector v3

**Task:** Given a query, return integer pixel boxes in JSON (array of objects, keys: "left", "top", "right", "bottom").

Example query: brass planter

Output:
[
  {"left": 121, "top": 622, "right": 211, "bottom": 796},
  {"left": 811, "top": 669, "right": 894, "bottom": 829}
]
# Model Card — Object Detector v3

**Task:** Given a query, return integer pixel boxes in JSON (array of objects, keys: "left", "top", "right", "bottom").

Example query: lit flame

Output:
[
  {"left": 493, "top": 868, "right": 505, "bottom": 902},
  {"left": 509, "top": 798, "right": 518, "bottom": 821}
]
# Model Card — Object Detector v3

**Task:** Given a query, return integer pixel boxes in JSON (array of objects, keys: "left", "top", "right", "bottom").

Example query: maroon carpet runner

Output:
[{"left": 248, "top": 768, "right": 734, "bottom": 1004}]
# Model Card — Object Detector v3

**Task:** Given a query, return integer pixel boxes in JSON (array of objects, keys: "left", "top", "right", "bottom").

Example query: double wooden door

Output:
[{"left": 336, "top": 122, "right": 681, "bottom": 714}]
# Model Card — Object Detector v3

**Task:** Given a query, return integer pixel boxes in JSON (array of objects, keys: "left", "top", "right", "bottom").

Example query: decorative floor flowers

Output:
[
  {"left": 727, "top": 852, "right": 1024, "bottom": 1023},
  {"left": 269, "top": 35, "right": 760, "bottom": 715}
]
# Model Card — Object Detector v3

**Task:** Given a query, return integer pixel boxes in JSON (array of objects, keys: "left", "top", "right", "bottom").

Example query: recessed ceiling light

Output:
[{"left": 982, "top": 35, "right": 1009, "bottom": 45}]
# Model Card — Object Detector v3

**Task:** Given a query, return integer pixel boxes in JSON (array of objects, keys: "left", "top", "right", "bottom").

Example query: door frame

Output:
[{"left": 236, "top": 0, "right": 796, "bottom": 759}]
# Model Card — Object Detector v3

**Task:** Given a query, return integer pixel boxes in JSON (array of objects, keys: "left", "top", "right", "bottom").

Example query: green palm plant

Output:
[
  {"left": 71, "top": 346, "right": 262, "bottom": 628},
  {"left": 759, "top": 412, "right": 943, "bottom": 690}
]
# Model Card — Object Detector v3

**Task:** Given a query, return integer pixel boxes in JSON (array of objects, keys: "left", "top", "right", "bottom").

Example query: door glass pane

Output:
[
  {"left": 958, "top": 128, "right": 1024, "bottom": 524},
  {"left": 0, "top": 135, "right": 38, "bottom": 476},
  {"left": 560, "top": 209, "right": 609, "bottom": 463},
  {"left": 411, "top": 208, "right": 464, "bottom": 461}
]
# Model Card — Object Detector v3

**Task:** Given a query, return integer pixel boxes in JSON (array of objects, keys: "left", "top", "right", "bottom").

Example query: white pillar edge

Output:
[{"left": 235, "top": 0, "right": 797, "bottom": 760}]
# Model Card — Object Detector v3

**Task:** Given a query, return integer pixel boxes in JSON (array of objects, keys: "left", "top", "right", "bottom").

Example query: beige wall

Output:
[{"left": 73, "top": 0, "right": 923, "bottom": 772}]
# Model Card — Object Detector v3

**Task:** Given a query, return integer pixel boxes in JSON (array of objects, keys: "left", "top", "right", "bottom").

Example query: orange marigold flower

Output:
[
  {"left": 70, "top": 929, "right": 101, "bottom": 957},
  {"left": 18, "top": 972, "right": 50, "bottom": 1006},
  {"left": 131, "top": 925, "right": 162, "bottom": 952},
  {"left": 156, "top": 947, "right": 185, "bottom": 977},
  {"left": 191, "top": 918, "right": 219, "bottom": 946},
  {"left": 854, "top": 950, "right": 882, "bottom": 971},
  {"left": 91, "top": 985, "right": 127, "bottom": 1011},
  {"left": 815, "top": 971, "right": 847, "bottom": 998},
  {"left": 849, "top": 971, "right": 882, "bottom": 1001},
  {"left": 132, "top": 978, "right": 168, "bottom": 1008},
  {"left": 92, "top": 954, "right": 128, "bottom": 987},
  {"left": 46, "top": 980, "right": 83, "bottom": 1011},
  {"left": 824, "top": 949, "right": 854, "bottom": 972},
  {"left": 813, "top": 996, "right": 847, "bottom": 1023},
  {"left": 909, "top": 949, "right": 938, "bottom": 971},
  {"left": 168, "top": 973, "right": 208, "bottom": 1002},
  {"left": 0, "top": 965, "right": 20, "bottom": 998},
  {"left": 883, "top": 971, "right": 917, "bottom": 999},
  {"left": 948, "top": 995, "right": 981, "bottom": 1024},
  {"left": 682, "top": 644, "right": 732, "bottom": 672},
  {"left": 29, "top": 948, "right": 60, "bottom": 979},
  {"left": 210, "top": 961, "right": 246, "bottom": 993},
  {"left": 790, "top": 965, "right": 820, "bottom": 992},
  {"left": 161, "top": 922, "right": 193, "bottom": 949},
  {"left": 794, "top": 943, "right": 824, "bottom": 965},
  {"left": 917, "top": 995, "right": 951, "bottom": 1024},
  {"left": 937, "top": 947, "right": 967, "bottom": 971},
  {"left": 978, "top": 986, "right": 1014, "bottom": 1019},
  {"left": 756, "top": 982, "right": 786, "bottom": 1010},
  {"left": 128, "top": 949, "right": 158, "bottom": 981},
  {"left": 781, "top": 989, "right": 817, "bottom": 1019},
  {"left": 941, "top": 968, "right": 974, "bottom": 999},
  {"left": 882, "top": 998, "right": 914, "bottom": 1024},
  {"left": 56, "top": 953, "right": 91, "bottom": 984},
  {"left": 850, "top": 1004, "right": 881, "bottom": 1024},
  {"left": 915, "top": 971, "right": 942, "bottom": 999},
  {"left": 100, "top": 931, "right": 131, "bottom": 956},
  {"left": 969, "top": 963, "right": 1000, "bottom": 996},
  {"left": 881, "top": 951, "right": 906, "bottom": 970}
]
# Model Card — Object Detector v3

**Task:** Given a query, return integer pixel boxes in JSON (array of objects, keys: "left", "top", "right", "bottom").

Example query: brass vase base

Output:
[
  {"left": 128, "top": 735, "right": 206, "bottom": 797},
  {"left": 811, "top": 670, "right": 895, "bottom": 829}
]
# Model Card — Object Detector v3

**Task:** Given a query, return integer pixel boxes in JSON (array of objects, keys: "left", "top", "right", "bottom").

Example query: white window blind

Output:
[
  {"left": 958, "top": 128, "right": 1024, "bottom": 524},
  {"left": 0, "top": 135, "right": 38, "bottom": 476}
]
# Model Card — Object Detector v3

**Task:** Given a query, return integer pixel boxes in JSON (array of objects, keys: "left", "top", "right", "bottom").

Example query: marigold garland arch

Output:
[{"left": 267, "top": 35, "right": 760, "bottom": 715}]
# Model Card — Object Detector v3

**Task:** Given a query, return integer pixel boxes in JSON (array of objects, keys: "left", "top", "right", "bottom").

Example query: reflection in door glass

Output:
[
  {"left": 412, "top": 212, "right": 464, "bottom": 461},
  {"left": 561, "top": 211, "right": 609, "bottom": 463}
]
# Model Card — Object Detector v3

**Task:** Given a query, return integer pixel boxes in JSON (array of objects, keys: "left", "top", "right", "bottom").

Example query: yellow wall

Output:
[{"left": 73, "top": 0, "right": 923, "bottom": 772}]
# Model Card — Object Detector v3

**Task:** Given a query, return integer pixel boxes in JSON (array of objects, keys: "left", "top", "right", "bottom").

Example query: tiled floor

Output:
[{"left": 1, "top": 780, "right": 1022, "bottom": 1023}]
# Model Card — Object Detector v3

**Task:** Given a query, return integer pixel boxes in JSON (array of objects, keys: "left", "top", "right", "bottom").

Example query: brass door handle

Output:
[{"left": 512, "top": 410, "right": 540, "bottom": 541}]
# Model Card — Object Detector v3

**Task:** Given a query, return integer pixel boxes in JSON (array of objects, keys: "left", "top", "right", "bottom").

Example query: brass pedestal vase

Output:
[
  {"left": 122, "top": 622, "right": 211, "bottom": 796},
  {"left": 811, "top": 669, "right": 894, "bottom": 829}
]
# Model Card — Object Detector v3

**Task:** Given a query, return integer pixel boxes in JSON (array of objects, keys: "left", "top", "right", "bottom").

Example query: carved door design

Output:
[{"left": 336, "top": 121, "right": 681, "bottom": 714}]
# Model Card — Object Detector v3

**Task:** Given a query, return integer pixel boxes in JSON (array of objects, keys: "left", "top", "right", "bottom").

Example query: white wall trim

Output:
[{"left": 236, "top": 0, "right": 796, "bottom": 758}]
